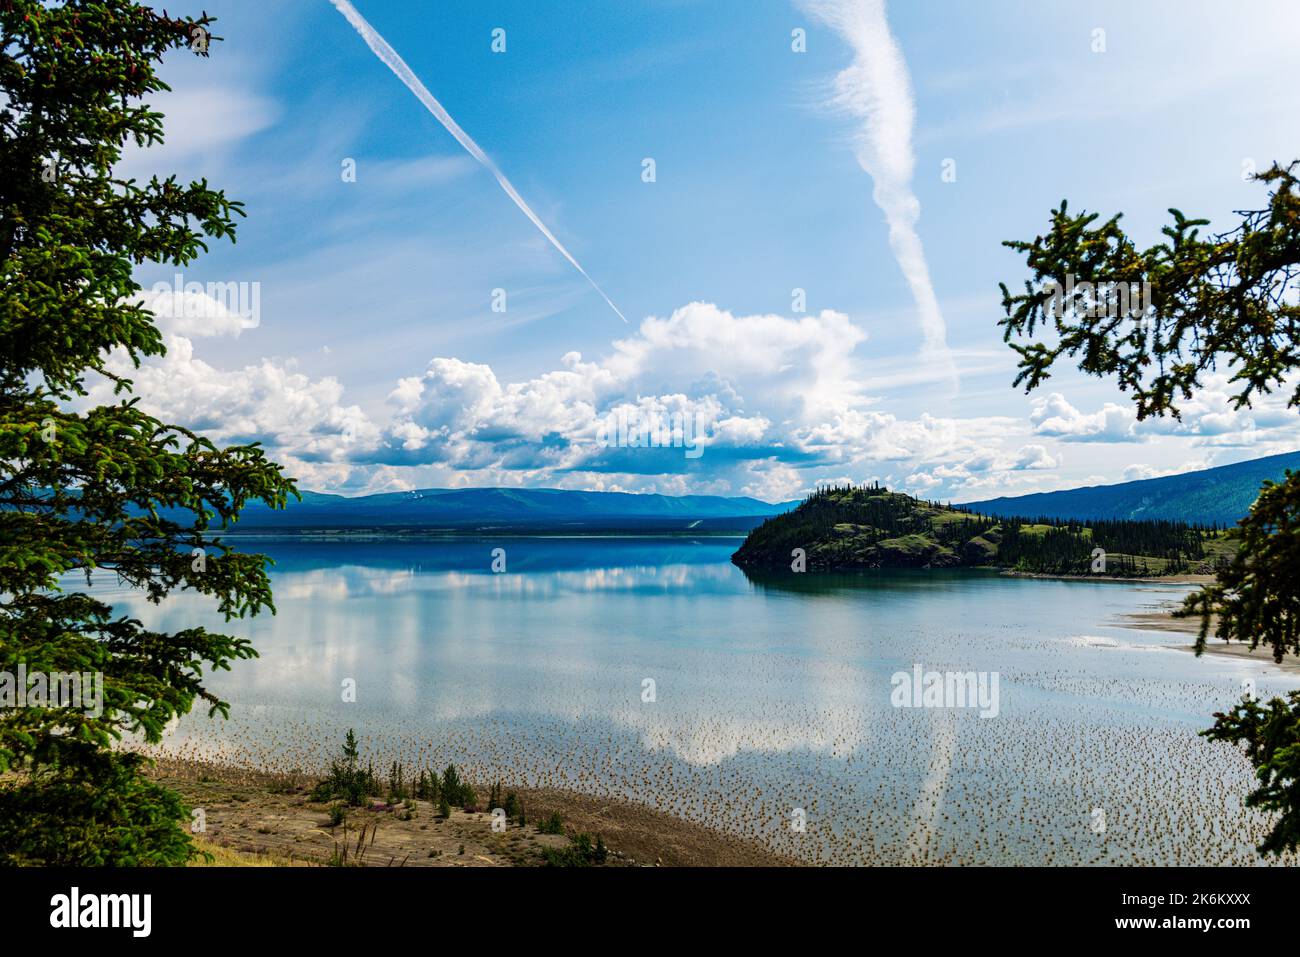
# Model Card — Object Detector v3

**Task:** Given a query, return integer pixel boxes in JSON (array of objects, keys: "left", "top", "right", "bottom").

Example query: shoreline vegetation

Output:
[{"left": 149, "top": 757, "right": 795, "bottom": 868}]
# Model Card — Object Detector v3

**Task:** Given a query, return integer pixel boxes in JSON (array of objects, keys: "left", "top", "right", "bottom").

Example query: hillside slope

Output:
[
  {"left": 960, "top": 451, "right": 1300, "bottom": 525},
  {"left": 731, "top": 484, "right": 1228, "bottom": 577}
]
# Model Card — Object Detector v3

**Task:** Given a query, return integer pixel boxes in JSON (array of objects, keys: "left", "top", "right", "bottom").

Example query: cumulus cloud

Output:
[
  {"left": 93, "top": 292, "right": 1300, "bottom": 502},
  {"left": 1122, "top": 460, "right": 1208, "bottom": 482},
  {"left": 89, "top": 293, "right": 1088, "bottom": 498},
  {"left": 84, "top": 329, "right": 382, "bottom": 492},
  {"left": 362, "top": 300, "right": 1065, "bottom": 499},
  {"left": 1031, "top": 375, "right": 1300, "bottom": 449},
  {"left": 133, "top": 282, "right": 260, "bottom": 339},
  {"left": 1008, "top": 444, "right": 1060, "bottom": 470},
  {"left": 903, "top": 444, "right": 1060, "bottom": 498},
  {"left": 1029, "top": 393, "right": 1139, "bottom": 443},
  {"left": 373, "top": 302, "right": 872, "bottom": 479},
  {"left": 86, "top": 300, "right": 902, "bottom": 496}
]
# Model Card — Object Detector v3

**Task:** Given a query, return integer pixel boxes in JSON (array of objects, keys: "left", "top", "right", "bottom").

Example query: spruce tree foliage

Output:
[
  {"left": 440, "top": 762, "right": 475, "bottom": 808},
  {"left": 441, "top": 763, "right": 462, "bottom": 804},
  {"left": 999, "top": 161, "right": 1300, "bottom": 854},
  {"left": 387, "top": 761, "right": 406, "bottom": 801},
  {"left": 540, "top": 830, "right": 608, "bottom": 867},
  {"left": 0, "top": 1, "right": 296, "bottom": 864},
  {"left": 415, "top": 767, "right": 441, "bottom": 803},
  {"left": 310, "top": 730, "right": 380, "bottom": 807},
  {"left": 1203, "top": 690, "right": 1300, "bottom": 856}
]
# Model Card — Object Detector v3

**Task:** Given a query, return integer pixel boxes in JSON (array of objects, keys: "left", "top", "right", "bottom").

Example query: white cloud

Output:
[
  {"left": 1029, "top": 393, "right": 1139, "bottom": 443},
  {"left": 133, "top": 284, "right": 259, "bottom": 338},
  {"left": 904, "top": 470, "right": 942, "bottom": 493},
  {"left": 93, "top": 294, "right": 1299, "bottom": 502},
  {"left": 736, "top": 460, "right": 806, "bottom": 502},
  {"left": 375, "top": 302, "right": 873, "bottom": 477},
  {"left": 1030, "top": 376, "right": 1300, "bottom": 449},
  {"left": 1008, "top": 444, "right": 1059, "bottom": 470},
  {"left": 903, "top": 443, "right": 1060, "bottom": 499},
  {"left": 85, "top": 332, "right": 381, "bottom": 490},
  {"left": 115, "top": 84, "right": 277, "bottom": 181},
  {"left": 1122, "top": 460, "right": 1208, "bottom": 482},
  {"left": 106, "top": 295, "right": 1052, "bottom": 497}
]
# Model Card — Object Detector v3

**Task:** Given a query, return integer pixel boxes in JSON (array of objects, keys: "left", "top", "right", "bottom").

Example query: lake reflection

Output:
[{"left": 104, "top": 537, "right": 1299, "bottom": 865}]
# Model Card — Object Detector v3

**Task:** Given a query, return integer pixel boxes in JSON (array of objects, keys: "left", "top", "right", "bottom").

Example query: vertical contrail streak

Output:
[
  {"left": 329, "top": 0, "right": 628, "bottom": 323},
  {"left": 800, "top": 0, "right": 952, "bottom": 372}
]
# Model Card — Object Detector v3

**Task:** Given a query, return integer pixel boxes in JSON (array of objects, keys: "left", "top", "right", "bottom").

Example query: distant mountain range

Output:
[
  {"left": 223, "top": 486, "right": 797, "bottom": 533},
  {"left": 213, "top": 449, "right": 1298, "bottom": 533},
  {"left": 960, "top": 450, "right": 1300, "bottom": 526}
]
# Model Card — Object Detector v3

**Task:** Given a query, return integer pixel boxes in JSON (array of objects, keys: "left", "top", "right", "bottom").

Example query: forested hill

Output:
[
  {"left": 731, "top": 484, "right": 1232, "bottom": 577},
  {"left": 960, "top": 450, "right": 1300, "bottom": 525}
]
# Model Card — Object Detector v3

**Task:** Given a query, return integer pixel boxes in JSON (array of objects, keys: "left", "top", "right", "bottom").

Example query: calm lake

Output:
[{"left": 112, "top": 537, "right": 1297, "bottom": 865}]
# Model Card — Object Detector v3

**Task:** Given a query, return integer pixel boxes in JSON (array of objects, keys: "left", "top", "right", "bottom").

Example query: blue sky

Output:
[{"left": 109, "top": 0, "right": 1300, "bottom": 501}]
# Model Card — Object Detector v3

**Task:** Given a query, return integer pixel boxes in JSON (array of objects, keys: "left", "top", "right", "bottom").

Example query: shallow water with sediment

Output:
[{"left": 111, "top": 538, "right": 1298, "bottom": 865}]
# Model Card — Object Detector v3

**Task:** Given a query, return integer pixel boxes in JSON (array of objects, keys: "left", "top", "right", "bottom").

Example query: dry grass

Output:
[
  {"left": 188, "top": 836, "right": 306, "bottom": 867},
  {"left": 152, "top": 758, "right": 792, "bottom": 867}
]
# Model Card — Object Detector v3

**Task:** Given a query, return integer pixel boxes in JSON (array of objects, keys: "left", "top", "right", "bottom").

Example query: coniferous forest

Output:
[{"left": 731, "top": 483, "right": 1231, "bottom": 577}]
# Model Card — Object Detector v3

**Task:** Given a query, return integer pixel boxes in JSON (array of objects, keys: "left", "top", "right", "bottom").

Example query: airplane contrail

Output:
[
  {"left": 329, "top": 0, "right": 628, "bottom": 323},
  {"left": 799, "top": 0, "right": 952, "bottom": 373}
]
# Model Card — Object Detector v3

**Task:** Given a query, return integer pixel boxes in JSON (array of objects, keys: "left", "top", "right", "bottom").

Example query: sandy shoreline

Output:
[
  {"left": 150, "top": 757, "right": 798, "bottom": 867},
  {"left": 1117, "top": 605, "right": 1300, "bottom": 676}
]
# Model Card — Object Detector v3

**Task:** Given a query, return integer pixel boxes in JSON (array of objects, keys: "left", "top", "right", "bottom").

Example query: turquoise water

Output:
[{"left": 110, "top": 537, "right": 1297, "bottom": 865}]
